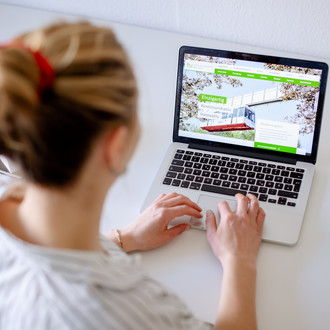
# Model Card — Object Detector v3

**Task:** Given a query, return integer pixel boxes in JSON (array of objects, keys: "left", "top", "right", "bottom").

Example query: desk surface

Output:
[{"left": 1, "top": 4, "right": 330, "bottom": 329}]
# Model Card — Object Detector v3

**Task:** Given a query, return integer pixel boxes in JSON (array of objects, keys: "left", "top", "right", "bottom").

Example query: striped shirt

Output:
[{"left": 0, "top": 220, "right": 211, "bottom": 329}]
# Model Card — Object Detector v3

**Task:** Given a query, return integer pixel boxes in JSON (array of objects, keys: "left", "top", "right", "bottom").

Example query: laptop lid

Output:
[{"left": 173, "top": 46, "right": 328, "bottom": 164}]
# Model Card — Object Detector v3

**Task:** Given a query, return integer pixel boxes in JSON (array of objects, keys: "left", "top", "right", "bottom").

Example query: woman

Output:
[{"left": 0, "top": 22, "right": 265, "bottom": 329}]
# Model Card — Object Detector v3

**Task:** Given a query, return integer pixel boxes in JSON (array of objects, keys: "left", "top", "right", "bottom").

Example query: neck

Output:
[{"left": 17, "top": 181, "right": 108, "bottom": 251}]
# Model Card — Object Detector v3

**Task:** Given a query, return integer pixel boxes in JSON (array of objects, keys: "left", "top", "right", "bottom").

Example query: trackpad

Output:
[{"left": 190, "top": 195, "right": 237, "bottom": 230}]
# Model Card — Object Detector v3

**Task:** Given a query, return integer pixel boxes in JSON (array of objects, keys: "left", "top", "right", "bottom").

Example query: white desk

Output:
[{"left": 1, "top": 4, "right": 330, "bottom": 329}]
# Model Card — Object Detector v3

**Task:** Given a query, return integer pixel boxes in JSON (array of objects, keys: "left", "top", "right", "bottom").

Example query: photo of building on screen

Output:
[{"left": 179, "top": 54, "right": 322, "bottom": 155}]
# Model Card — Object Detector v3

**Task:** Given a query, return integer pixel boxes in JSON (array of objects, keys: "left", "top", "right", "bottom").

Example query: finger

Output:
[
  {"left": 154, "top": 193, "right": 167, "bottom": 202},
  {"left": 256, "top": 207, "right": 266, "bottom": 232},
  {"left": 235, "top": 193, "right": 249, "bottom": 216},
  {"left": 246, "top": 193, "right": 259, "bottom": 218},
  {"left": 166, "top": 223, "right": 190, "bottom": 240},
  {"left": 205, "top": 209, "right": 217, "bottom": 240},
  {"left": 161, "top": 194, "right": 202, "bottom": 212},
  {"left": 166, "top": 205, "right": 202, "bottom": 220},
  {"left": 218, "top": 200, "right": 233, "bottom": 219}
]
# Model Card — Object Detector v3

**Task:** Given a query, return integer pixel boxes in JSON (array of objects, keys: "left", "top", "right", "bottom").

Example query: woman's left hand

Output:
[{"left": 107, "top": 192, "right": 202, "bottom": 252}]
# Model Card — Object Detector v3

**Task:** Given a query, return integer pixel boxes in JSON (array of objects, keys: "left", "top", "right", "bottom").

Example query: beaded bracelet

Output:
[{"left": 112, "top": 229, "right": 124, "bottom": 249}]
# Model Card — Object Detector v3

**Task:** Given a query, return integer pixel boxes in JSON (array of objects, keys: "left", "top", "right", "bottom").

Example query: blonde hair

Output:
[{"left": 0, "top": 22, "right": 137, "bottom": 186}]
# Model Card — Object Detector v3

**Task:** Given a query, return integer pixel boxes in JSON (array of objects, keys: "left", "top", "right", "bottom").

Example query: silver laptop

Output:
[{"left": 142, "top": 46, "right": 328, "bottom": 245}]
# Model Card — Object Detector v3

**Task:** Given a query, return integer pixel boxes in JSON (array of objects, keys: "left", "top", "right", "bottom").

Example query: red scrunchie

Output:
[{"left": 0, "top": 41, "right": 55, "bottom": 98}]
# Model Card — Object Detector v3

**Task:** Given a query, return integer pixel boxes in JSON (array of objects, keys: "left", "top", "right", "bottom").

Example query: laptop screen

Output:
[{"left": 174, "top": 46, "right": 328, "bottom": 163}]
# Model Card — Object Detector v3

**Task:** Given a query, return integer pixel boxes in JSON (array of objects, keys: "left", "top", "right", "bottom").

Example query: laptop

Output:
[{"left": 142, "top": 46, "right": 328, "bottom": 245}]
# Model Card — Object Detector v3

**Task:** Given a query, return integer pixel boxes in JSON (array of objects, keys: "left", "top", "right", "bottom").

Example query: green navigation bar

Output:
[
  {"left": 214, "top": 69, "right": 319, "bottom": 87},
  {"left": 254, "top": 142, "right": 297, "bottom": 154},
  {"left": 199, "top": 94, "right": 227, "bottom": 104}
]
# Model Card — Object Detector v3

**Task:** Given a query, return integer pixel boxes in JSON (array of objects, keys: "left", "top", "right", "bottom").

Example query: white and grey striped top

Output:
[{"left": 0, "top": 225, "right": 211, "bottom": 330}]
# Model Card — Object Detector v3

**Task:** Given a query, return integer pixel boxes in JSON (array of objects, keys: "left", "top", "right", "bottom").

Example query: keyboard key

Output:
[
  {"left": 194, "top": 152, "right": 202, "bottom": 156},
  {"left": 267, "top": 164, "right": 276, "bottom": 168},
  {"left": 274, "top": 176, "right": 283, "bottom": 182},
  {"left": 184, "top": 168, "right": 193, "bottom": 174},
  {"left": 256, "top": 173, "right": 265, "bottom": 179},
  {"left": 193, "top": 169, "right": 202, "bottom": 176},
  {"left": 238, "top": 170, "right": 247, "bottom": 176},
  {"left": 201, "top": 158, "right": 209, "bottom": 164},
  {"left": 235, "top": 163, "right": 244, "bottom": 169},
  {"left": 293, "top": 185, "right": 301, "bottom": 192},
  {"left": 250, "top": 186, "right": 258, "bottom": 192},
  {"left": 213, "top": 180, "right": 221, "bottom": 186},
  {"left": 222, "top": 157, "right": 229, "bottom": 161},
  {"left": 169, "top": 165, "right": 184, "bottom": 173},
  {"left": 272, "top": 169, "right": 280, "bottom": 175},
  {"left": 192, "top": 156, "right": 200, "bottom": 162},
  {"left": 278, "top": 197, "right": 287, "bottom": 205},
  {"left": 201, "top": 184, "right": 246, "bottom": 196},
  {"left": 240, "top": 184, "right": 249, "bottom": 190},
  {"left": 240, "top": 159, "right": 248, "bottom": 163},
  {"left": 253, "top": 166, "right": 262, "bottom": 172},
  {"left": 185, "top": 151, "right": 194, "bottom": 155},
  {"left": 287, "top": 202, "right": 296, "bottom": 207},
  {"left": 203, "top": 153, "right": 212, "bottom": 158},
  {"left": 211, "top": 172, "right": 219, "bottom": 179},
  {"left": 212, "top": 155, "right": 221, "bottom": 159},
  {"left": 266, "top": 181, "right": 274, "bottom": 188},
  {"left": 265, "top": 175, "right": 274, "bottom": 181},
  {"left": 202, "top": 171, "right": 211, "bottom": 177},
  {"left": 195, "top": 176, "right": 203, "bottom": 183},
  {"left": 229, "top": 169, "right": 238, "bottom": 175},
  {"left": 222, "top": 181, "right": 231, "bottom": 187},
  {"left": 209, "top": 159, "right": 218, "bottom": 165},
  {"left": 259, "top": 194, "right": 268, "bottom": 202},
  {"left": 256, "top": 180, "right": 265, "bottom": 186},
  {"left": 220, "top": 174, "right": 228, "bottom": 180},
  {"left": 284, "top": 184, "right": 293, "bottom": 191},
  {"left": 177, "top": 173, "right": 186, "bottom": 180},
  {"left": 250, "top": 192, "right": 259, "bottom": 198},
  {"left": 171, "top": 159, "right": 184, "bottom": 166},
  {"left": 262, "top": 167, "right": 271, "bottom": 174},
  {"left": 183, "top": 155, "right": 191, "bottom": 161},
  {"left": 172, "top": 179, "right": 181, "bottom": 186},
  {"left": 166, "top": 171, "right": 177, "bottom": 178},
  {"left": 185, "top": 161, "right": 193, "bottom": 167},
  {"left": 202, "top": 164, "right": 211, "bottom": 170},
  {"left": 231, "top": 182, "right": 240, "bottom": 189},
  {"left": 238, "top": 177, "right": 247, "bottom": 183},
  {"left": 277, "top": 165, "right": 285, "bottom": 169},
  {"left": 268, "top": 189, "right": 277, "bottom": 195},
  {"left": 227, "top": 162, "right": 235, "bottom": 168},
  {"left": 220, "top": 167, "right": 229, "bottom": 173},
  {"left": 249, "top": 161, "right": 257, "bottom": 165},
  {"left": 163, "top": 178, "right": 172, "bottom": 185},
  {"left": 204, "top": 178, "right": 213, "bottom": 184},
  {"left": 259, "top": 187, "right": 267, "bottom": 193},
  {"left": 218, "top": 160, "right": 226, "bottom": 167},
  {"left": 258, "top": 162, "right": 267, "bottom": 167},
  {"left": 296, "top": 168, "right": 305, "bottom": 173},
  {"left": 284, "top": 178, "right": 292, "bottom": 184},
  {"left": 281, "top": 170, "right": 290, "bottom": 177},
  {"left": 247, "top": 172, "right": 256, "bottom": 178},
  {"left": 186, "top": 175, "right": 195, "bottom": 181},
  {"left": 247, "top": 178, "right": 256, "bottom": 185},
  {"left": 278, "top": 190, "right": 298, "bottom": 199},
  {"left": 229, "top": 175, "right": 237, "bottom": 182},
  {"left": 176, "top": 149, "right": 185, "bottom": 153},
  {"left": 290, "top": 172, "right": 304, "bottom": 179},
  {"left": 230, "top": 158, "right": 239, "bottom": 162},
  {"left": 190, "top": 182, "right": 201, "bottom": 190},
  {"left": 180, "top": 181, "right": 190, "bottom": 188},
  {"left": 268, "top": 198, "right": 276, "bottom": 203},
  {"left": 286, "top": 167, "right": 295, "bottom": 171},
  {"left": 275, "top": 183, "right": 283, "bottom": 189},
  {"left": 174, "top": 153, "right": 183, "bottom": 160},
  {"left": 244, "top": 165, "right": 253, "bottom": 171}
]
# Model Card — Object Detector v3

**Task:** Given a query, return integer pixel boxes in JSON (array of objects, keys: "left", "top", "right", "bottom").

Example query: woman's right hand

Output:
[{"left": 205, "top": 193, "right": 265, "bottom": 269}]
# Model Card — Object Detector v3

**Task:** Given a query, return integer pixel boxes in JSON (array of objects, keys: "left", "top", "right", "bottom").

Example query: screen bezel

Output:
[{"left": 173, "top": 46, "right": 328, "bottom": 164}]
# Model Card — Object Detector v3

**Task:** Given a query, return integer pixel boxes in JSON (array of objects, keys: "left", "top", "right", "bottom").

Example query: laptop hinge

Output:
[{"left": 188, "top": 143, "right": 297, "bottom": 165}]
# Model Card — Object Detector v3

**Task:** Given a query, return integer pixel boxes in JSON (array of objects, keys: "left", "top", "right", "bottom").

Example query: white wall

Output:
[{"left": 2, "top": 0, "right": 330, "bottom": 59}]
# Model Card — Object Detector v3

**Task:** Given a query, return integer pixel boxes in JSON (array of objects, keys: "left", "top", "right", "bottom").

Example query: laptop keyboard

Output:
[{"left": 163, "top": 149, "right": 305, "bottom": 207}]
